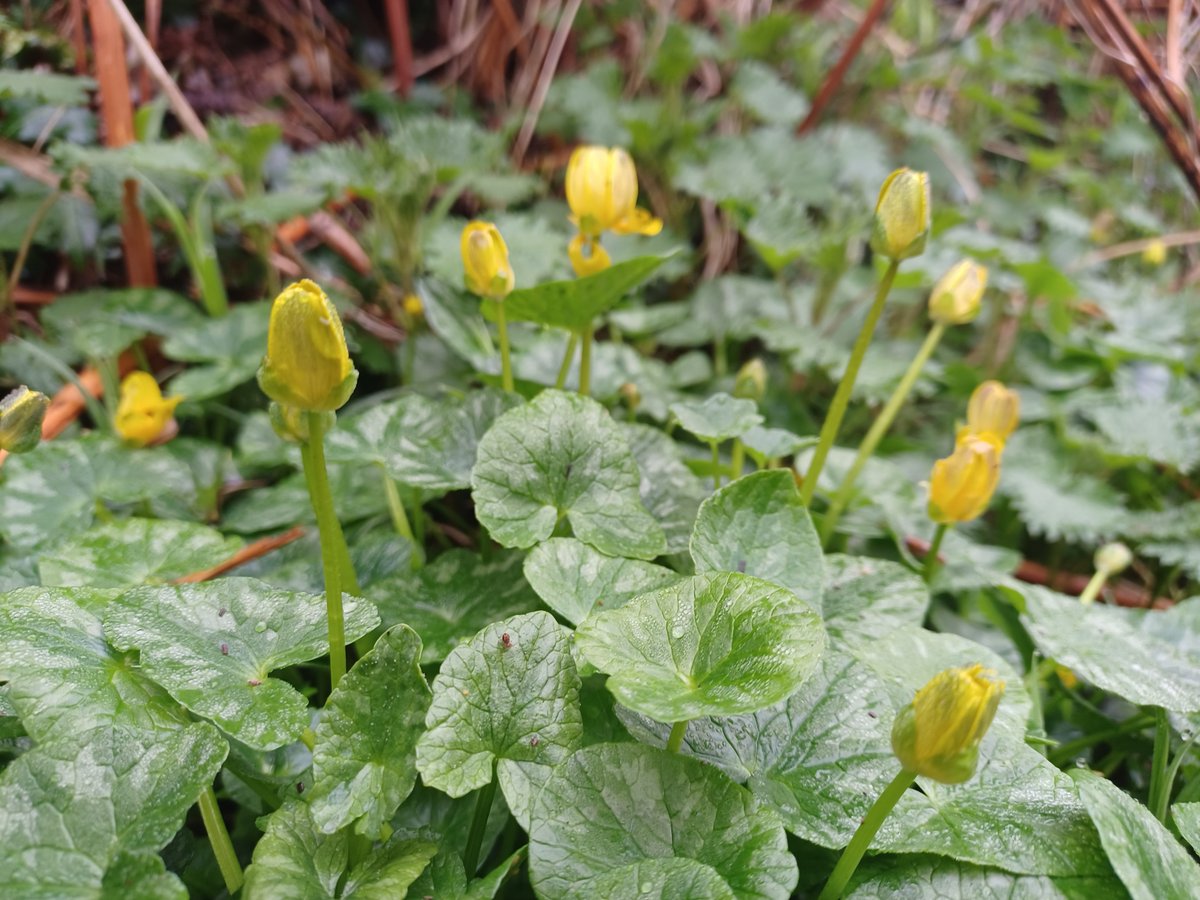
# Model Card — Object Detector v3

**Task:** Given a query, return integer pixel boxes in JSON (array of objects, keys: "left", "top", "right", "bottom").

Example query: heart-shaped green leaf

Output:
[
  {"left": 622, "top": 423, "right": 707, "bottom": 554},
  {"left": 38, "top": 518, "right": 243, "bottom": 588},
  {"left": 308, "top": 625, "right": 431, "bottom": 838},
  {"left": 690, "top": 470, "right": 824, "bottom": 609},
  {"left": 1072, "top": 769, "right": 1200, "bottom": 899},
  {"left": 845, "top": 854, "right": 1125, "bottom": 900},
  {"left": 528, "top": 742, "right": 797, "bottom": 900},
  {"left": 821, "top": 554, "right": 928, "bottom": 642},
  {"left": 416, "top": 611, "right": 582, "bottom": 798},
  {"left": 471, "top": 390, "right": 666, "bottom": 559},
  {"left": 670, "top": 393, "right": 763, "bottom": 444},
  {"left": 104, "top": 578, "right": 379, "bottom": 749},
  {"left": 575, "top": 571, "right": 826, "bottom": 722},
  {"left": 524, "top": 537, "right": 682, "bottom": 625},
  {"left": 160, "top": 301, "right": 271, "bottom": 401}
]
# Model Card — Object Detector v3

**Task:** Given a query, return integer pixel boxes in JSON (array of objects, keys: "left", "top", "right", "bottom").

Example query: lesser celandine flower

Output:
[
  {"left": 959, "top": 380, "right": 1020, "bottom": 449},
  {"left": 114, "top": 372, "right": 183, "bottom": 447},
  {"left": 258, "top": 279, "right": 357, "bottom": 413},
  {"left": 461, "top": 221, "right": 514, "bottom": 300},
  {"left": 871, "top": 168, "right": 930, "bottom": 261},
  {"left": 928, "top": 259, "right": 987, "bottom": 325},
  {"left": 1143, "top": 238, "right": 1167, "bottom": 266},
  {"left": 928, "top": 437, "right": 1001, "bottom": 524},
  {"left": 565, "top": 145, "right": 661, "bottom": 279},
  {"left": 891, "top": 664, "right": 1005, "bottom": 784},
  {"left": 0, "top": 385, "right": 49, "bottom": 453}
]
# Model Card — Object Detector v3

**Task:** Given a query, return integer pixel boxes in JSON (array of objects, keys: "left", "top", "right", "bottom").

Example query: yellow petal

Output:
[{"left": 568, "top": 233, "right": 612, "bottom": 278}]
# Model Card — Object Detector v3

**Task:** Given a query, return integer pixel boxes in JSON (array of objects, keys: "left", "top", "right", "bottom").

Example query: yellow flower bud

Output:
[
  {"left": 114, "top": 372, "right": 183, "bottom": 447},
  {"left": 403, "top": 293, "right": 424, "bottom": 317},
  {"left": 891, "top": 664, "right": 1005, "bottom": 784},
  {"left": 568, "top": 233, "right": 613, "bottom": 278},
  {"left": 619, "top": 381, "right": 641, "bottom": 411},
  {"left": 565, "top": 146, "right": 662, "bottom": 238},
  {"left": 1095, "top": 542, "right": 1132, "bottom": 576},
  {"left": 965, "top": 380, "right": 1020, "bottom": 444},
  {"left": 733, "top": 358, "right": 767, "bottom": 403},
  {"left": 1142, "top": 238, "right": 1167, "bottom": 266},
  {"left": 928, "top": 260, "right": 987, "bottom": 325},
  {"left": 269, "top": 402, "right": 334, "bottom": 444},
  {"left": 871, "top": 167, "right": 930, "bottom": 261},
  {"left": 0, "top": 385, "right": 49, "bottom": 453},
  {"left": 928, "top": 437, "right": 1000, "bottom": 524},
  {"left": 258, "top": 279, "right": 357, "bottom": 412},
  {"left": 461, "top": 221, "right": 515, "bottom": 299}
]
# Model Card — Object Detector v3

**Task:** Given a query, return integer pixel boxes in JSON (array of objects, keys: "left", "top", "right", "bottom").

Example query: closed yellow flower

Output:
[
  {"left": 1142, "top": 238, "right": 1167, "bottom": 266},
  {"left": 871, "top": 167, "right": 930, "bottom": 261},
  {"left": 461, "top": 221, "right": 515, "bottom": 299},
  {"left": 965, "top": 380, "right": 1020, "bottom": 445},
  {"left": 258, "top": 279, "right": 357, "bottom": 412},
  {"left": 114, "top": 372, "right": 183, "bottom": 447},
  {"left": 891, "top": 663, "right": 1005, "bottom": 783},
  {"left": 565, "top": 146, "right": 663, "bottom": 238},
  {"left": 928, "top": 260, "right": 987, "bottom": 326},
  {"left": 0, "top": 385, "right": 49, "bottom": 453},
  {"left": 928, "top": 438, "right": 1000, "bottom": 524}
]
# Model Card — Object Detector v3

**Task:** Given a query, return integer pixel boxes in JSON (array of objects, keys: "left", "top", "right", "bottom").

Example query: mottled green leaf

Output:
[
  {"left": 43, "top": 289, "right": 202, "bottom": 358},
  {"left": 0, "top": 441, "right": 96, "bottom": 550},
  {"left": 308, "top": 626, "right": 431, "bottom": 838},
  {"left": 846, "top": 854, "right": 1125, "bottom": 900},
  {"left": 524, "top": 537, "right": 682, "bottom": 625},
  {"left": 575, "top": 572, "right": 826, "bottom": 722},
  {"left": 416, "top": 611, "right": 581, "bottom": 797},
  {"left": 100, "top": 851, "right": 188, "bottom": 900},
  {"left": 471, "top": 390, "right": 666, "bottom": 559},
  {"left": 670, "top": 393, "right": 763, "bottom": 444},
  {"left": 528, "top": 742, "right": 797, "bottom": 900},
  {"left": 690, "top": 470, "right": 823, "bottom": 609},
  {"left": 1072, "top": 769, "right": 1200, "bottom": 900},
  {"left": 821, "top": 554, "right": 928, "bottom": 643},
  {"left": 1172, "top": 802, "right": 1200, "bottom": 855},
  {"left": 623, "top": 423, "right": 707, "bottom": 553},
  {"left": 160, "top": 301, "right": 270, "bottom": 401},
  {"left": 104, "top": 578, "right": 379, "bottom": 749},
  {"left": 38, "top": 519, "right": 242, "bottom": 588}
]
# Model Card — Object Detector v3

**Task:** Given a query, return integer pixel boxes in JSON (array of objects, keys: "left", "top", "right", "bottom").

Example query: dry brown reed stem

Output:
[
  {"left": 798, "top": 0, "right": 892, "bottom": 134},
  {"left": 385, "top": 0, "right": 415, "bottom": 96},
  {"left": 172, "top": 527, "right": 307, "bottom": 583}
]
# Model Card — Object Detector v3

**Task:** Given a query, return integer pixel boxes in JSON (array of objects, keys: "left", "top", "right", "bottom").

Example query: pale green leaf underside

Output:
[{"left": 670, "top": 392, "right": 763, "bottom": 444}]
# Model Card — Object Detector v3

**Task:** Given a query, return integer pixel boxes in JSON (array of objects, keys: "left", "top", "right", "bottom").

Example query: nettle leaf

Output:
[
  {"left": 1173, "top": 803, "right": 1200, "bottom": 855},
  {"left": 471, "top": 390, "right": 666, "bottom": 559},
  {"left": 242, "top": 799, "right": 437, "bottom": 900},
  {"left": 1009, "top": 582, "right": 1200, "bottom": 713},
  {"left": 1077, "top": 397, "right": 1200, "bottom": 470},
  {"left": 326, "top": 389, "right": 518, "bottom": 492},
  {"left": 524, "top": 537, "right": 682, "bottom": 626},
  {"left": 0, "top": 587, "right": 186, "bottom": 742},
  {"left": 846, "top": 854, "right": 1125, "bottom": 900},
  {"left": 0, "top": 69, "right": 95, "bottom": 104},
  {"left": 623, "top": 423, "right": 707, "bottom": 554},
  {"left": 575, "top": 572, "right": 827, "bottom": 722},
  {"left": 689, "top": 470, "right": 824, "bottom": 609},
  {"left": 821, "top": 554, "right": 928, "bottom": 643},
  {"left": 416, "top": 612, "right": 581, "bottom": 798},
  {"left": 1072, "top": 769, "right": 1200, "bottom": 900},
  {"left": 308, "top": 626, "right": 431, "bottom": 838},
  {"left": 0, "top": 722, "right": 227, "bottom": 898},
  {"left": 104, "top": 578, "right": 380, "bottom": 749},
  {"left": 38, "top": 518, "right": 242, "bottom": 588},
  {"left": 482, "top": 254, "right": 668, "bottom": 333},
  {"left": 528, "top": 742, "right": 797, "bottom": 900},
  {"left": 369, "top": 549, "right": 540, "bottom": 664},
  {"left": 670, "top": 393, "right": 763, "bottom": 444}
]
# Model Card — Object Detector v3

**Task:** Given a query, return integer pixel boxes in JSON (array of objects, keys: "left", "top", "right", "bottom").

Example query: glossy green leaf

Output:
[
  {"left": 821, "top": 554, "right": 928, "bottom": 643},
  {"left": 308, "top": 625, "right": 431, "bottom": 838},
  {"left": 623, "top": 423, "right": 707, "bottom": 553},
  {"left": 690, "top": 470, "right": 823, "bottom": 609},
  {"left": 0, "top": 587, "right": 186, "bottom": 743},
  {"left": 0, "top": 722, "right": 227, "bottom": 898},
  {"left": 1172, "top": 803, "right": 1200, "bottom": 855},
  {"left": 42, "top": 288, "right": 202, "bottom": 358},
  {"left": 575, "top": 571, "right": 826, "bottom": 722},
  {"left": 670, "top": 393, "right": 763, "bottom": 444},
  {"left": 846, "top": 854, "right": 1126, "bottom": 900},
  {"left": 0, "top": 441, "right": 96, "bottom": 550},
  {"left": 483, "top": 254, "right": 668, "bottom": 333},
  {"left": 104, "top": 578, "right": 380, "bottom": 749},
  {"left": 38, "top": 518, "right": 242, "bottom": 588},
  {"left": 368, "top": 549, "right": 540, "bottom": 664},
  {"left": 416, "top": 611, "right": 582, "bottom": 797},
  {"left": 524, "top": 537, "right": 682, "bottom": 625},
  {"left": 160, "top": 301, "right": 271, "bottom": 401},
  {"left": 528, "top": 742, "right": 797, "bottom": 900},
  {"left": 100, "top": 850, "right": 189, "bottom": 900},
  {"left": 242, "top": 799, "right": 437, "bottom": 899},
  {"left": 1072, "top": 769, "right": 1200, "bottom": 900},
  {"left": 471, "top": 390, "right": 666, "bottom": 559},
  {"left": 403, "top": 847, "right": 526, "bottom": 900}
]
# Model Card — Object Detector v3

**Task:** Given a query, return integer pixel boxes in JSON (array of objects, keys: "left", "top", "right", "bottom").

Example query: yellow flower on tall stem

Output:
[
  {"left": 461, "top": 221, "right": 516, "bottom": 392},
  {"left": 957, "top": 380, "right": 1020, "bottom": 450}
]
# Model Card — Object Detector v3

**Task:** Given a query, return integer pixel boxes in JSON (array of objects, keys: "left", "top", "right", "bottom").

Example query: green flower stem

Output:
[
  {"left": 817, "top": 768, "right": 915, "bottom": 900},
  {"left": 198, "top": 786, "right": 243, "bottom": 895},
  {"left": 667, "top": 720, "right": 688, "bottom": 754},
  {"left": 495, "top": 299, "right": 514, "bottom": 393},
  {"left": 922, "top": 523, "right": 949, "bottom": 582},
  {"left": 579, "top": 325, "right": 594, "bottom": 397},
  {"left": 1149, "top": 706, "right": 1172, "bottom": 822},
  {"left": 555, "top": 332, "right": 579, "bottom": 390},
  {"left": 1078, "top": 569, "right": 1108, "bottom": 607},
  {"left": 379, "top": 465, "right": 421, "bottom": 569},
  {"left": 97, "top": 356, "right": 121, "bottom": 423},
  {"left": 801, "top": 260, "right": 900, "bottom": 506},
  {"left": 1157, "top": 730, "right": 1200, "bottom": 822},
  {"left": 821, "top": 321, "right": 946, "bottom": 545},
  {"left": 1046, "top": 713, "right": 1155, "bottom": 767},
  {"left": 729, "top": 438, "right": 745, "bottom": 482},
  {"left": 300, "top": 412, "right": 348, "bottom": 689},
  {"left": 463, "top": 765, "right": 498, "bottom": 877},
  {"left": 710, "top": 442, "right": 722, "bottom": 491}
]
